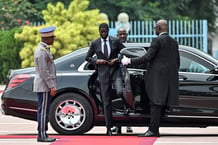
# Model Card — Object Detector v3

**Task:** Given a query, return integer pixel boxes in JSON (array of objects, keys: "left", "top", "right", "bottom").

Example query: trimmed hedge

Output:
[{"left": 0, "top": 28, "right": 23, "bottom": 84}]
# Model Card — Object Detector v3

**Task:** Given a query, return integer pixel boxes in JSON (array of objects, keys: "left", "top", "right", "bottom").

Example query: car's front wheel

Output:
[{"left": 49, "top": 92, "right": 94, "bottom": 135}]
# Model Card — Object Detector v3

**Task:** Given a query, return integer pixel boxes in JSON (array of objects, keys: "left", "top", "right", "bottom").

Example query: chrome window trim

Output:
[
  {"left": 179, "top": 71, "right": 217, "bottom": 76},
  {"left": 77, "top": 61, "right": 95, "bottom": 73},
  {"left": 166, "top": 115, "right": 218, "bottom": 119},
  {"left": 57, "top": 72, "right": 93, "bottom": 76},
  {"left": 180, "top": 49, "right": 217, "bottom": 67}
]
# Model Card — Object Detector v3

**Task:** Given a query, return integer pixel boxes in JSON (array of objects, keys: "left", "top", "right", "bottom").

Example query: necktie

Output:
[{"left": 104, "top": 39, "right": 108, "bottom": 58}]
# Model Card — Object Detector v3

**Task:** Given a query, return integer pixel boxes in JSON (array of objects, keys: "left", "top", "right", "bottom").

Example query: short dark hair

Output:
[{"left": 99, "top": 23, "right": 109, "bottom": 31}]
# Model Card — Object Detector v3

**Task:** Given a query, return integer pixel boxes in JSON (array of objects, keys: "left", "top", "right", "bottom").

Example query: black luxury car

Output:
[{"left": 2, "top": 43, "right": 218, "bottom": 135}]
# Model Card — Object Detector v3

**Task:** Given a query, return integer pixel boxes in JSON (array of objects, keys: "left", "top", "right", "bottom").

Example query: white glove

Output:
[{"left": 121, "top": 55, "right": 131, "bottom": 65}]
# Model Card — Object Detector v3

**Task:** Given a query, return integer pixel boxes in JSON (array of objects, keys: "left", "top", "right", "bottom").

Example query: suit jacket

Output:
[
  {"left": 33, "top": 42, "right": 56, "bottom": 92},
  {"left": 131, "top": 33, "right": 180, "bottom": 106},
  {"left": 86, "top": 36, "right": 125, "bottom": 83}
]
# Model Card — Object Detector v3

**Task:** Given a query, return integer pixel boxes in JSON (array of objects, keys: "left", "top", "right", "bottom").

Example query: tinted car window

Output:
[
  {"left": 55, "top": 48, "right": 88, "bottom": 71},
  {"left": 179, "top": 51, "right": 212, "bottom": 73}
]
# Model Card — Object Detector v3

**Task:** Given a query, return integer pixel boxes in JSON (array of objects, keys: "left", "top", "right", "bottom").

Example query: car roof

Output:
[
  {"left": 54, "top": 42, "right": 218, "bottom": 67},
  {"left": 8, "top": 43, "right": 218, "bottom": 79},
  {"left": 125, "top": 43, "right": 218, "bottom": 65},
  {"left": 179, "top": 45, "right": 218, "bottom": 64}
]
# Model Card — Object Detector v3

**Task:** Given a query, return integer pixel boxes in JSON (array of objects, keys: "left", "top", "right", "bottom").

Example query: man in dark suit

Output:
[
  {"left": 86, "top": 23, "right": 125, "bottom": 135},
  {"left": 122, "top": 19, "right": 180, "bottom": 137},
  {"left": 116, "top": 27, "right": 131, "bottom": 43}
]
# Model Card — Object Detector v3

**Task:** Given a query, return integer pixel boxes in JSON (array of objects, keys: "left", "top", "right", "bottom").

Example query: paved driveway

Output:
[{"left": 1, "top": 85, "right": 218, "bottom": 145}]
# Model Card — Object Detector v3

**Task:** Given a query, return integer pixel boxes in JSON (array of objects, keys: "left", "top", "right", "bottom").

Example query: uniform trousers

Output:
[{"left": 37, "top": 92, "right": 52, "bottom": 138}]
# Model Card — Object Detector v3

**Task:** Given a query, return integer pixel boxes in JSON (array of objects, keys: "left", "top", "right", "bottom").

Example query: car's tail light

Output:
[{"left": 6, "top": 74, "right": 31, "bottom": 90}]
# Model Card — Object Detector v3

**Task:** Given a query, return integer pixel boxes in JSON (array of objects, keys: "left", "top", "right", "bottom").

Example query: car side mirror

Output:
[
  {"left": 214, "top": 66, "right": 218, "bottom": 71},
  {"left": 210, "top": 65, "right": 218, "bottom": 74}
]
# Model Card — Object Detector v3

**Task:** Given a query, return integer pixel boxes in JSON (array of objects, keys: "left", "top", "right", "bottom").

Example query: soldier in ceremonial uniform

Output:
[{"left": 33, "top": 26, "right": 56, "bottom": 142}]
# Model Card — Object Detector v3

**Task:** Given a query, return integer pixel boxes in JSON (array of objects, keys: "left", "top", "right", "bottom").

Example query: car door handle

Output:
[{"left": 179, "top": 75, "right": 187, "bottom": 81}]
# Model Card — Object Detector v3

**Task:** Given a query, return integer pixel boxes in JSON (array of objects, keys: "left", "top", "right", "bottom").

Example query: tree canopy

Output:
[
  {"left": 1, "top": 0, "right": 217, "bottom": 32},
  {"left": 15, "top": 0, "right": 108, "bottom": 67},
  {"left": 0, "top": 0, "right": 41, "bottom": 30},
  {"left": 89, "top": 0, "right": 218, "bottom": 32}
]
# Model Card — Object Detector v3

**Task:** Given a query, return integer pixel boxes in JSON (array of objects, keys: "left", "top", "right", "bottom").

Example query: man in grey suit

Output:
[
  {"left": 86, "top": 23, "right": 125, "bottom": 135},
  {"left": 33, "top": 26, "right": 56, "bottom": 142},
  {"left": 111, "top": 27, "right": 133, "bottom": 134},
  {"left": 122, "top": 19, "right": 180, "bottom": 137}
]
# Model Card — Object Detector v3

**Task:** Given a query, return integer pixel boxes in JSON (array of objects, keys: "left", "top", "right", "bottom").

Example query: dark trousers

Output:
[
  {"left": 100, "top": 78, "right": 123, "bottom": 130},
  {"left": 100, "top": 82, "right": 112, "bottom": 129},
  {"left": 37, "top": 92, "right": 52, "bottom": 138},
  {"left": 149, "top": 103, "right": 163, "bottom": 133}
]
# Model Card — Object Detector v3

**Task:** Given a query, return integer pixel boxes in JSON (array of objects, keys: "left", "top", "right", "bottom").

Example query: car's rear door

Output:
[{"left": 167, "top": 49, "right": 218, "bottom": 119}]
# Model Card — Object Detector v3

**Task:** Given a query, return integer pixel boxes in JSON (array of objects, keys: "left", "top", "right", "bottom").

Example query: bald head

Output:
[
  {"left": 157, "top": 20, "right": 168, "bottom": 31},
  {"left": 155, "top": 19, "right": 168, "bottom": 35}
]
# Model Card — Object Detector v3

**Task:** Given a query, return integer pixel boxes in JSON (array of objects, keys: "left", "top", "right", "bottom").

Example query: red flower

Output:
[
  {"left": 17, "top": 19, "right": 22, "bottom": 22},
  {"left": 25, "top": 20, "right": 30, "bottom": 25}
]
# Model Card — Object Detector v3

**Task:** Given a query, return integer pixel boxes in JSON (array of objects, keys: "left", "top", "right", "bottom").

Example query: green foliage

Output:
[
  {"left": 0, "top": 28, "right": 23, "bottom": 84},
  {"left": 15, "top": 0, "right": 108, "bottom": 68},
  {"left": 180, "top": 0, "right": 218, "bottom": 32},
  {"left": 89, "top": 0, "right": 218, "bottom": 33},
  {"left": 29, "top": 0, "right": 72, "bottom": 21},
  {"left": 0, "top": 0, "right": 42, "bottom": 30},
  {"left": 142, "top": 0, "right": 190, "bottom": 20}
]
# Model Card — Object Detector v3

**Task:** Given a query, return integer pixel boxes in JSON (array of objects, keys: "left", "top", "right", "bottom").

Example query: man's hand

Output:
[
  {"left": 96, "top": 59, "right": 108, "bottom": 64},
  {"left": 121, "top": 55, "right": 131, "bottom": 65},
  {"left": 50, "top": 87, "right": 56, "bottom": 96},
  {"left": 108, "top": 58, "right": 118, "bottom": 65}
]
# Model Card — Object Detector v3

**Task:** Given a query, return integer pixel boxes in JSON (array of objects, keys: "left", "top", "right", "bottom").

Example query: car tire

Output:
[{"left": 49, "top": 92, "right": 94, "bottom": 135}]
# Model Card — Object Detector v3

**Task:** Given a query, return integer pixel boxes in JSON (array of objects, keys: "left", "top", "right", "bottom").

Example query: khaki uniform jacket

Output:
[{"left": 33, "top": 42, "right": 56, "bottom": 92}]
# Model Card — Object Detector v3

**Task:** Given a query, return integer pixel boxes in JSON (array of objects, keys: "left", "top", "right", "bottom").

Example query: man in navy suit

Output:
[{"left": 86, "top": 23, "right": 125, "bottom": 135}]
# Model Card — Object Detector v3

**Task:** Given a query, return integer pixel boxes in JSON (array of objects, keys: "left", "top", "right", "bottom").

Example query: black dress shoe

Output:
[
  {"left": 37, "top": 137, "right": 56, "bottom": 142},
  {"left": 106, "top": 130, "right": 112, "bottom": 136},
  {"left": 126, "top": 126, "right": 133, "bottom": 133},
  {"left": 138, "top": 130, "right": 160, "bottom": 137},
  {"left": 111, "top": 126, "right": 117, "bottom": 132},
  {"left": 111, "top": 126, "right": 121, "bottom": 134}
]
